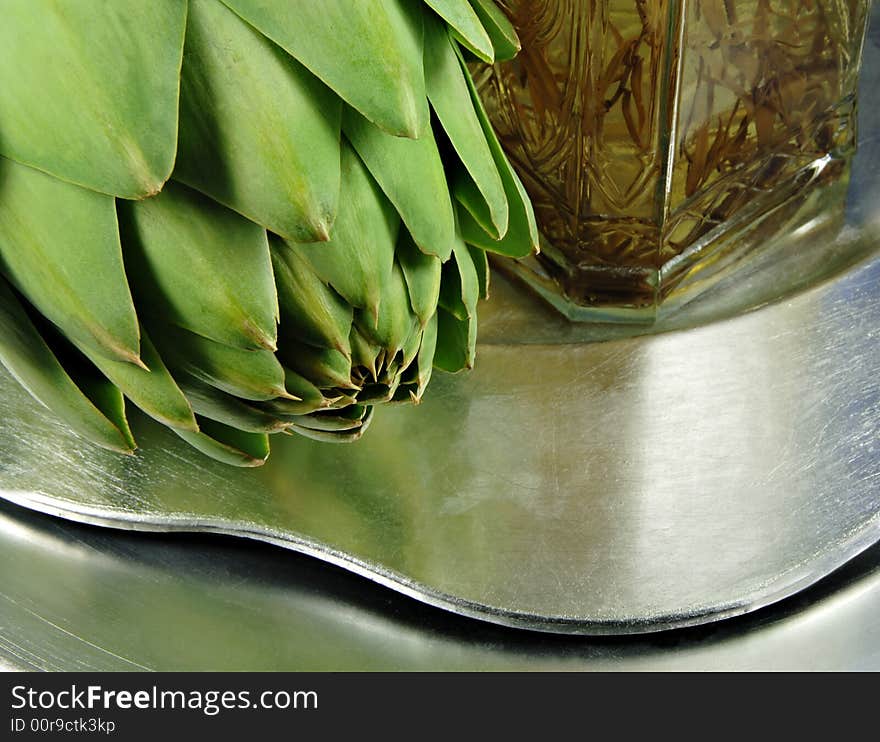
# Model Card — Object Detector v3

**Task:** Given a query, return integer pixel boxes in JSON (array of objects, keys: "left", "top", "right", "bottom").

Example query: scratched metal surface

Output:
[
  {"left": 0, "top": 11, "right": 878, "bottom": 646},
  {"left": 1, "top": 241, "right": 879, "bottom": 635},
  {"left": 1, "top": 246, "right": 878, "bottom": 636},
  {"left": 1, "top": 502, "right": 878, "bottom": 671}
]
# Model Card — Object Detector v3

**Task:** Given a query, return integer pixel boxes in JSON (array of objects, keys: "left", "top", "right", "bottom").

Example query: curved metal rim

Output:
[{"left": 3, "top": 488, "right": 878, "bottom": 636}]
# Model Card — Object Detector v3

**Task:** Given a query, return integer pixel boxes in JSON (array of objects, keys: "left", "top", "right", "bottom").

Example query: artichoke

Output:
[{"left": 0, "top": 0, "right": 537, "bottom": 466}]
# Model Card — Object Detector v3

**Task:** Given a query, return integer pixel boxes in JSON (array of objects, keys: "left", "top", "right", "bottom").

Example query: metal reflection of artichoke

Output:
[{"left": 0, "top": 0, "right": 537, "bottom": 466}]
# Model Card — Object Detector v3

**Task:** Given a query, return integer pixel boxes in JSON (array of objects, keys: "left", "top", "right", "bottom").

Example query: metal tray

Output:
[
  {"left": 0, "top": 243, "right": 878, "bottom": 635},
  {"left": 1, "top": 501, "right": 878, "bottom": 670},
  {"left": 0, "top": 13, "right": 878, "bottom": 645}
]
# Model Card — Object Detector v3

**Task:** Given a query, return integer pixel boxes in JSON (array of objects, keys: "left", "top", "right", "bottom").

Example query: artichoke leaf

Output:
[
  {"left": 0, "top": 277, "right": 135, "bottom": 454},
  {"left": 414, "top": 310, "right": 439, "bottom": 398},
  {"left": 295, "top": 144, "right": 398, "bottom": 321},
  {"left": 349, "top": 325, "right": 384, "bottom": 383},
  {"left": 0, "top": 159, "right": 142, "bottom": 366},
  {"left": 151, "top": 323, "right": 290, "bottom": 402},
  {"left": 279, "top": 368, "right": 326, "bottom": 409},
  {"left": 271, "top": 241, "right": 353, "bottom": 358},
  {"left": 75, "top": 328, "right": 199, "bottom": 434},
  {"left": 434, "top": 306, "right": 477, "bottom": 372},
  {"left": 177, "top": 373, "right": 291, "bottom": 434},
  {"left": 258, "top": 367, "right": 328, "bottom": 417},
  {"left": 178, "top": 0, "right": 341, "bottom": 242},
  {"left": 468, "top": 0, "right": 520, "bottom": 61},
  {"left": 439, "top": 231, "right": 481, "bottom": 321},
  {"left": 175, "top": 417, "right": 270, "bottom": 467},
  {"left": 284, "top": 407, "right": 368, "bottom": 433},
  {"left": 399, "top": 316, "right": 426, "bottom": 373},
  {"left": 423, "top": 0, "right": 495, "bottom": 62},
  {"left": 259, "top": 398, "right": 328, "bottom": 417},
  {"left": 435, "top": 234, "right": 480, "bottom": 372},
  {"left": 354, "top": 263, "right": 413, "bottom": 359},
  {"left": 290, "top": 407, "right": 375, "bottom": 443},
  {"left": 0, "top": 0, "right": 184, "bottom": 198},
  {"left": 277, "top": 342, "right": 355, "bottom": 392},
  {"left": 469, "top": 244, "right": 491, "bottom": 300},
  {"left": 425, "top": 15, "right": 508, "bottom": 239},
  {"left": 121, "top": 181, "right": 279, "bottom": 353},
  {"left": 221, "top": 0, "right": 427, "bottom": 138},
  {"left": 454, "top": 47, "right": 538, "bottom": 257},
  {"left": 396, "top": 230, "right": 443, "bottom": 329},
  {"left": 343, "top": 108, "right": 455, "bottom": 261}
]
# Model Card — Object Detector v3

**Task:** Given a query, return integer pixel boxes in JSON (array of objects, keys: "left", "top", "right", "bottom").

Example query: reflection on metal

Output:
[
  {"left": 0, "top": 240, "right": 877, "bottom": 634},
  {"left": 1, "top": 502, "right": 878, "bottom": 670},
  {"left": 0, "top": 8, "right": 877, "bottom": 640}
]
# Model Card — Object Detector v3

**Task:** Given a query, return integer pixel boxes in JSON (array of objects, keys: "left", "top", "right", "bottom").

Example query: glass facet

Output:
[{"left": 475, "top": 0, "right": 872, "bottom": 321}]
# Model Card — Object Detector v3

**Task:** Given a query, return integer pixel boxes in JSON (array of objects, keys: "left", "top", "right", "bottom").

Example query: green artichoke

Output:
[{"left": 0, "top": 0, "right": 537, "bottom": 466}]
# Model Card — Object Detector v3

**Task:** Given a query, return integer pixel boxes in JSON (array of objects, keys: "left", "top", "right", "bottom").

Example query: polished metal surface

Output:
[
  {"left": 1, "top": 501, "right": 879, "bottom": 670},
  {"left": 1, "top": 246, "right": 878, "bottom": 635},
  {"left": 0, "top": 13, "right": 878, "bottom": 642}
]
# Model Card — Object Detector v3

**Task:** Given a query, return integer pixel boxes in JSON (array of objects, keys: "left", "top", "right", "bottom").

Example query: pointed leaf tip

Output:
[
  {"left": 0, "top": 0, "right": 185, "bottom": 199},
  {"left": 220, "top": 0, "right": 427, "bottom": 140},
  {"left": 0, "top": 159, "right": 143, "bottom": 366}
]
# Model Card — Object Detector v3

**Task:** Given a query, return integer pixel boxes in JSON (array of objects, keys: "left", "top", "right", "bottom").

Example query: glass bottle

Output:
[{"left": 474, "top": 0, "right": 872, "bottom": 321}]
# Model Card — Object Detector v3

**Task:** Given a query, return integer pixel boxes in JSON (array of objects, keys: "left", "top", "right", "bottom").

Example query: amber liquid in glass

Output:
[{"left": 475, "top": 0, "right": 869, "bottom": 317}]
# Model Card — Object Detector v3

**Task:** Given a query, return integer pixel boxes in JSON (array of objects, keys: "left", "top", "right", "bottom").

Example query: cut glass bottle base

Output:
[{"left": 499, "top": 154, "right": 852, "bottom": 324}]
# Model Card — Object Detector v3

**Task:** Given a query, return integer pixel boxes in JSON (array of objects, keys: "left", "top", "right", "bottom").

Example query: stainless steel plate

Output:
[
  {"left": 0, "top": 12, "right": 878, "bottom": 640},
  {"left": 2, "top": 250, "right": 879, "bottom": 635},
  {"left": 1, "top": 502, "right": 878, "bottom": 670}
]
